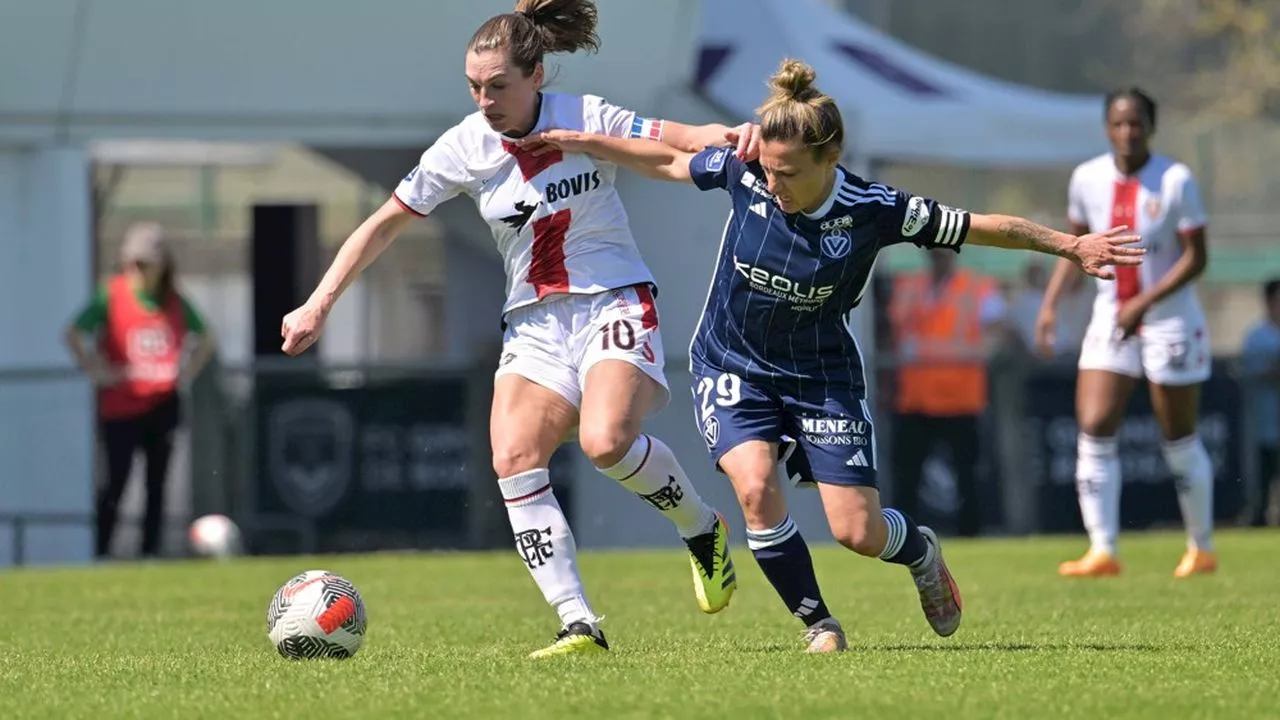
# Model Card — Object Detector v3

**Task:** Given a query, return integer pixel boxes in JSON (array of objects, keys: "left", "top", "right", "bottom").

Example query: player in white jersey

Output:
[
  {"left": 1036, "top": 88, "right": 1217, "bottom": 578},
  {"left": 278, "top": 0, "right": 756, "bottom": 657}
]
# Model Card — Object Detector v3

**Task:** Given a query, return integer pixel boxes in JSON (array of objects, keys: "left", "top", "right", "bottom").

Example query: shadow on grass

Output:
[
  {"left": 868, "top": 641, "right": 1174, "bottom": 653},
  {"left": 661, "top": 639, "right": 1182, "bottom": 656}
]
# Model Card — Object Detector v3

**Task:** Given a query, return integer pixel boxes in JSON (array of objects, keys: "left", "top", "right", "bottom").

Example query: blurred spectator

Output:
[
  {"left": 64, "top": 222, "right": 216, "bottom": 558},
  {"left": 1240, "top": 278, "right": 1280, "bottom": 527},
  {"left": 1011, "top": 257, "right": 1091, "bottom": 358},
  {"left": 888, "top": 250, "right": 1007, "bottom": 536},
  {"left": 1009, "top": 259, "right": 1049, "bottom": 353}
]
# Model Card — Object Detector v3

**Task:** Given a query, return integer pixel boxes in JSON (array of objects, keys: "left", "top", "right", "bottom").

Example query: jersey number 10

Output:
[{"left": 599, "top": 319, "right": 637, "bottom": 351}]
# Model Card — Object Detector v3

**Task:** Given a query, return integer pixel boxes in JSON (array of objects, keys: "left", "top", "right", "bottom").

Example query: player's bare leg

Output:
[
  {"left": 1061, "top": 369, "right": 1137, "bottom": 577},
  {"left": 491, "top": 375, "right": 606, "bottom": 658},
  {"left": 721, "top": 441, "right": 843, "bottom": 652},
  {"left": 1149, "top": 381, "right": 1217, "bottom": 577},
  {"left": 580, "top": 359, "right": 734, "bottom": 612},
  {"left": 818, "top": 484, "right": 961, "bottom": 638}
]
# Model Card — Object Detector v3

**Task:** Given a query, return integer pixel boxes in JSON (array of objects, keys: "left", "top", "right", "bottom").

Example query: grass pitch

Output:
[{"left": 1, "top": 529, "right": 1276, "bottom": 719}]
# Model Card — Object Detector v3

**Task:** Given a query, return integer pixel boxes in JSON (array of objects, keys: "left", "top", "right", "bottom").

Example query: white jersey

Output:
[
  {"left": 1067, "top": 153, "right": 1207, "bottom": 324},
  {"left": 394, "top": 92, "right": 664, "bottom": 315}
]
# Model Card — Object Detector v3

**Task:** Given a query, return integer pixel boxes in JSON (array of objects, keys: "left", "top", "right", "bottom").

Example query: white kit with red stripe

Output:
[
  {"left": 394, "top": 92, "right": 661, "bottom": 315},
  {"left": 1068, "top": 153, "right": 1211, "bottom": 384},
  {"left": 394, "top": 92, "right": 671, "bottom": 409}
]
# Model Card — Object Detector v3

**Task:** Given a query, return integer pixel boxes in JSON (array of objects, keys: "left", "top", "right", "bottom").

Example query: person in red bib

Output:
[{"left": 64, "top": 222, "right": 216, "bottom": 559}]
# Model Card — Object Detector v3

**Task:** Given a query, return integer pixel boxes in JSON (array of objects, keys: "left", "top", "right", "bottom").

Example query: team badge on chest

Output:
[
  {"left": 820, "top": 228, "right": 852, "bottom": 259},
  {"left": 1145, "top": 195, "right": 1162, "bottom": 220}
]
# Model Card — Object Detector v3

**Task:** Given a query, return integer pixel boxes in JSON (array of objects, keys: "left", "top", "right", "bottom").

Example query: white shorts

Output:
[
  {"left": 494, "top": 284, "right": 669, "bottom": 411},
  {"left": 1078, "top": 314, "right": 1211, "bottom": 386}
]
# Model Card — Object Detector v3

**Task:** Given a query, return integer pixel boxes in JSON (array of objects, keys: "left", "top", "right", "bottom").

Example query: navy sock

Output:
[
  {"left": 747, "top": 516, "right": 832, "bottom": 624},
  {"left": 879, "top": 508, "right": 930, "bottom": 569}
]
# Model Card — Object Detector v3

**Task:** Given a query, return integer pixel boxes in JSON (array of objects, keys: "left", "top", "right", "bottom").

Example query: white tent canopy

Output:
[
  {"left": 0, "top": 0, "right": 702, "bottom": 146},
  {"left": 694, "top": 0, "right": 1108, "bottom": 167}
]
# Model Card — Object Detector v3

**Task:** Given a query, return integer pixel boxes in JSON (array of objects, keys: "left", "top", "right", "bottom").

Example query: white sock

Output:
[
  {"left": 499, "top": 469, "right": 597, "bottom": 628},
  {"left": 599, "top": 434, "right": 717, "bottom": 538},
  {"left": 1076, "top": 434, "right": 1121, "bottom": 556},
  {"left": 1162, "top": 434, "right": 1215, "bottom": 551}
]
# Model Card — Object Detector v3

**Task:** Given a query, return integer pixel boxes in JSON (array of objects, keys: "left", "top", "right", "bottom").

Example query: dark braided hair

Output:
[{"left": 1104, "top": 87, "right": 1157, "bottom": 130}]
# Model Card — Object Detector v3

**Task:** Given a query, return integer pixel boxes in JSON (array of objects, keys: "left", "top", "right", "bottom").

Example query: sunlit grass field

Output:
[{"left": 2, "top": 529, "right": 1276, "bottom": 719}]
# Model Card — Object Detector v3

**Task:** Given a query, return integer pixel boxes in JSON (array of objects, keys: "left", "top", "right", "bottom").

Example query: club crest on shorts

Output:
[{"left": 702, "top": 415, "right": 720, "bottom": 448}]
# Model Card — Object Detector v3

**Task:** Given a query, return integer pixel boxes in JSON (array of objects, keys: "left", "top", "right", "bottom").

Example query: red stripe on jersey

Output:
[
  {"left": 392, "top": 193, "right": 427, "bottom": 217},
  {"left": 1111, "top": 179, "right": 1140, "bottom": 303},
  {"left": 635, "top": 284, "right": 658, "bottom": 329},
  {"left": 502, "top": 140, "right": 564, "bottom": 181},
  {"left": 528, "top": 209, "right": 572, "bottom": 299}
]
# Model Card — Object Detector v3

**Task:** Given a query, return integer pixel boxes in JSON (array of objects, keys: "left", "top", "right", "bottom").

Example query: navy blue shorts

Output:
[{"left": 690, "top": 366, "right": 877, "bottom": 488}]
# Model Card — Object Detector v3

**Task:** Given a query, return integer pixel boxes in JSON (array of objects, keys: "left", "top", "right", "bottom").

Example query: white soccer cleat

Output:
[
  {"left": 803, "top": 618, "right": 848, "bottom": 653},
  {"left": 911, "top": 527, "right": 962, "bottom": 637}
]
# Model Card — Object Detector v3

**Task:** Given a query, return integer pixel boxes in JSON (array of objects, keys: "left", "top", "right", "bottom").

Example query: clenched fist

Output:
[{"left": 281, "top": 303, "right": 328, "bottom": 356}]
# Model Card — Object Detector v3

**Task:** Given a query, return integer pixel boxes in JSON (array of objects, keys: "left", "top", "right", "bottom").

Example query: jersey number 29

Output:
[{"left": 696, "top": 373, "right": 741, "bottom": 422}]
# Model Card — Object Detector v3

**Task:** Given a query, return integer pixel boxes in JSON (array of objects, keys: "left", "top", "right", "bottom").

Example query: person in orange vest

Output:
[
  {"left": 64, "top": 222, "right": 216, "bottom": 559},
  {"left": 889, "top": 250, "right": 1008, "bottom": 536}
]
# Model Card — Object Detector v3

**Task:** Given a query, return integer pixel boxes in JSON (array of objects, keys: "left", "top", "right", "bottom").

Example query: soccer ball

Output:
[
  {"left": 266, "top": 570, "right": 368, "bottom": 659},
  {"left": 188, "top": 514, "right": 242, "bottom": 558}
]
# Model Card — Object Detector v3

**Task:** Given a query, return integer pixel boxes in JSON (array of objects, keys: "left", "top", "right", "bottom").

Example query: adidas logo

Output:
[
  {"left": 793, "top": 597, "right": 822, "bottom": 619},
  {"left": 749, "top": 201, "right": 768, "bottom": 218},
  {"left": 845, "top": 450, "right": 869, "bottom": 468}
]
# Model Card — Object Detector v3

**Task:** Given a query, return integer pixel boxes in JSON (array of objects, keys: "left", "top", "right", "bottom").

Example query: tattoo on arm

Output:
[{"left": 995, "top": 218, "right": 1071, "bottom": 257}]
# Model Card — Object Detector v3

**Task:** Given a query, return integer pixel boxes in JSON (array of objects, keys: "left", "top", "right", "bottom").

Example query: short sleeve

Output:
[
  {"left": 1174, "top": 167, "right": 1207, "bottom": 233},
  {"left": 1067, "top": 166, "right": 1088, "bottom": 228},
  {"left": 689, "top": 147, "right": 744, "bottom": 192},
  {"left": 581, "top": 94, "right": 663, "bottom": 142},
  {"left": 72, "top": 286, "right": 109, "bottom": 333},
  {"left": 180, "top": 295, "right": 207, "bottom": 335},
  {"left": 392, "top": 129, "right": 470, "bottom": 217},
  {"left": 876, "top": 186, "right": 971, "bottom": 252}
]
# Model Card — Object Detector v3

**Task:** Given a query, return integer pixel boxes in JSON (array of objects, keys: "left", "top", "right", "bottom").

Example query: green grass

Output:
[{"left": 2, "top": 530, "right": 1278, "bottom": 719}]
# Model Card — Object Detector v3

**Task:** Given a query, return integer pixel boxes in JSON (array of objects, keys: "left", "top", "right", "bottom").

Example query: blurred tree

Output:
[{"left": 1115, "top": 0, "right": 1280, "bottom": 121}]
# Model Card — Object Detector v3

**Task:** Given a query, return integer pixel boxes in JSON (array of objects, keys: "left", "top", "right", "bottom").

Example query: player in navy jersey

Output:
[{"left": 530, "top": 59, "right": 1143, "bottom": 652}]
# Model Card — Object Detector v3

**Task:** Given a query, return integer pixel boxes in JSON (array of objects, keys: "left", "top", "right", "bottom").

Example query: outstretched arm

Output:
[
  {"left": 530, "top": 130, "right": 696, "bottom": 183},
  {"left": 966, "top": 214, "right": 1145, "bottom": 280},
  {"left": 281, "top": 198, "right": 417, "bottom": 355},
  {"left": 661, "top": 121, "right": 760, "bottom": 159}
]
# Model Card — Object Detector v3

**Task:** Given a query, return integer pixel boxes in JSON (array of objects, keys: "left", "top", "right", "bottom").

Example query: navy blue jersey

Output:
[{"left": 687, "top": 146, "right": 971, "bottom": 396}]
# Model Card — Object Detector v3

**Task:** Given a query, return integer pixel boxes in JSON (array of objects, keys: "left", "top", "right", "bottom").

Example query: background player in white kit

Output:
[
  {"left": 1037, "top": 88, "right": 1217, "bottom": 578},
  {"left": 279, "top": 0, "right": 756, "bottom": 657}
]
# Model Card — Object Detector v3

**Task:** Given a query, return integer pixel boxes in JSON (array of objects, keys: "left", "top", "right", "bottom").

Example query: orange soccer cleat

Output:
[
  {"left": 1173, "top": 548, "right": 1218, "bottom": 578},
  {"left": 1058, "top": 549, "right": 1122, "bottom": 577}
]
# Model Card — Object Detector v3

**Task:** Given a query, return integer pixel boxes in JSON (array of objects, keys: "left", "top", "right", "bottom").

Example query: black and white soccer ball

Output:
[{"left": 266, "top": 570, "right": 368, "bottom": 659}]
